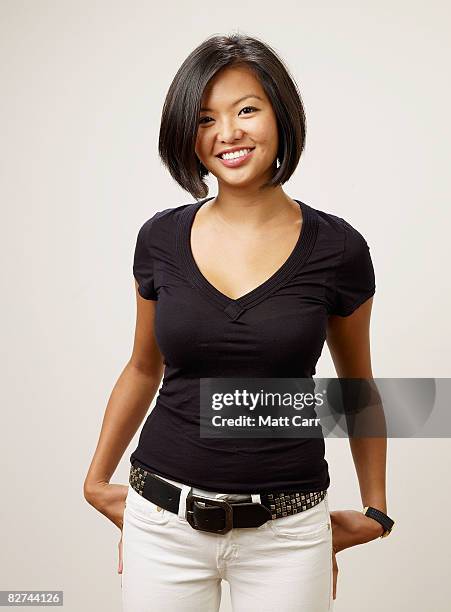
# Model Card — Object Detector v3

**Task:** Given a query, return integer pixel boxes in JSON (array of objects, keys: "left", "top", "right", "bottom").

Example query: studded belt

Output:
[{"left": 129, "top": 461, "right": 327, "bottom": 535}]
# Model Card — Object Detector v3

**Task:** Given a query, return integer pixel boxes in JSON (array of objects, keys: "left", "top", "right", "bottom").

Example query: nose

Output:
[{"left": 217, "top": 119, "right": 244, "bottom": 143}]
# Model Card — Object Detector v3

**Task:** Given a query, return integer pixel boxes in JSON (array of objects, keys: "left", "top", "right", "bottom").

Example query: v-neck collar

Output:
[{"left": 176, "top": 196, "right": 319, "bottom": 321}]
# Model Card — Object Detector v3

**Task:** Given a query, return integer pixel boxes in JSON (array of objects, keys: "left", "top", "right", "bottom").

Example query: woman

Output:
[{"left": 84, "top": 33, "right": 394, "bottom": 612}]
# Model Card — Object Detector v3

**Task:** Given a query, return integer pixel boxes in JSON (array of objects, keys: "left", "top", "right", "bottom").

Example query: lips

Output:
[{"left": 216, "top": 147, "right": 256, "bottom": 168}]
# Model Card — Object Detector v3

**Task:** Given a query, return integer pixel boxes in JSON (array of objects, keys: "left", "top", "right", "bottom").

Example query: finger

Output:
[
  {"left": 332, "top": 551, "right": 338, "bottom": 600},
  {"left": 118, "top": 537, "right": 123, "bottom": 574}
]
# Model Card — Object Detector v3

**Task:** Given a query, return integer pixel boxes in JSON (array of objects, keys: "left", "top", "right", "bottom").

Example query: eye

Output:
[
  {"left": 239, "top": 105, "right": 258, "bottom": 115},
  {"left": 198, "top": 106, "right": 259, "bottom": 125}
]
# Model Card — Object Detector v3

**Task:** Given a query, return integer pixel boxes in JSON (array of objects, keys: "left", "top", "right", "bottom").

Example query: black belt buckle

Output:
[{"left": 185, "top": 494, "right": 233, "bottom": 534}]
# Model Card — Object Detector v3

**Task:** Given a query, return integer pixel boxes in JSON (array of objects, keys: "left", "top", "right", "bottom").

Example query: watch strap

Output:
[{"left": 363, "top": 506, "right": 395, "bottom": 538}]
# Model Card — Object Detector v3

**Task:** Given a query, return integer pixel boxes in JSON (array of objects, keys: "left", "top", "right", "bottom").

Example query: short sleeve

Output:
[
  {"left": 330, "top": 220, "right": 376, "bottom": 317},
  {"left": 133, "top": 216, "right": 158, "bottom": 300}
]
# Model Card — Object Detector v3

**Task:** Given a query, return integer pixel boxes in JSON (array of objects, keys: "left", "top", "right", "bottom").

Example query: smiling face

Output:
[{"left": 195, "top": 65, "right": 280, "bottom": 191}]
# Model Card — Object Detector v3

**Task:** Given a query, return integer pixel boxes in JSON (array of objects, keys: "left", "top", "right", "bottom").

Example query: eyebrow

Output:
[{"left": 200, "top": 94, "right": 264, "bottom": 112}]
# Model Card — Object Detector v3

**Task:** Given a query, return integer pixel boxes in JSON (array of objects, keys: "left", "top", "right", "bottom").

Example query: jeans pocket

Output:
[
  {"left": 125, "top": 484, "right": 171, "bottom": 526},
  {"left": 269, "top": 495, "right": 331, "bottom": 539}
]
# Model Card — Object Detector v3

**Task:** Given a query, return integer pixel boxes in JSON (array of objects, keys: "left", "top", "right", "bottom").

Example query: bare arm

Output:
[
  {"left": 83, "top": 280, "right": 164, "bottom": 513},
  {"left": 326, "top": 296, "right": 387, "bottom": 514}
]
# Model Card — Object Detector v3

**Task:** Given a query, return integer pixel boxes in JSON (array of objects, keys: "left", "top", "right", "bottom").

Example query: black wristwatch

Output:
[{"left": 362, "top": 506, "right": 395, "bottom": 538}]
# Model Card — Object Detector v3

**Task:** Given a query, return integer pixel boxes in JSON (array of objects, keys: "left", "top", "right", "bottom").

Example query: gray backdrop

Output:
[{"left": 2, "top": 1, "right": 450, "bottom": 610}]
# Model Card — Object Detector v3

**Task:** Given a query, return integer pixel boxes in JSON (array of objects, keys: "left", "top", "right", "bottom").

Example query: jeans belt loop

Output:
[{"left": 178, "top": 484, "right": 192, "bottom": 522}]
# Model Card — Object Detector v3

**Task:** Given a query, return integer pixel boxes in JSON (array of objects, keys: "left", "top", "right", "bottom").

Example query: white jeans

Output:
[{"left": 121, "top": 474, "right": 334, "bottom": 612}]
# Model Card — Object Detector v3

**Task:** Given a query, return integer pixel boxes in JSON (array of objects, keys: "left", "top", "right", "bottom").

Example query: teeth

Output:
[{"left": 221, "top": 148, "right": 253, "bottom": 160}]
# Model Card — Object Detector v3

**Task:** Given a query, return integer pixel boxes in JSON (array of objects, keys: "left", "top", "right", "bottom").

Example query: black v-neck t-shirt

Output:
[{"left": 130, "top": 197, "right": 376, "bottom": 493}]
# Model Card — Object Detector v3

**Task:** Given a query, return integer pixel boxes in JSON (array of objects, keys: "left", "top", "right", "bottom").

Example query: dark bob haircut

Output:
[{"left": 158, "top": 32, "right": 307, "bottom": 200}]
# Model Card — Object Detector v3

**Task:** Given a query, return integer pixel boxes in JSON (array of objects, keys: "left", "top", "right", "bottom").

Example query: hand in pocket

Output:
[
  {"left": 84, "top": 482, "right": 128, "bottom": 575},
  {"left": 85, "top": 482, "right": 128, "bottom": 529},
  {"left": 330, "top": 508, "right": 385, "bottom": 600}
]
